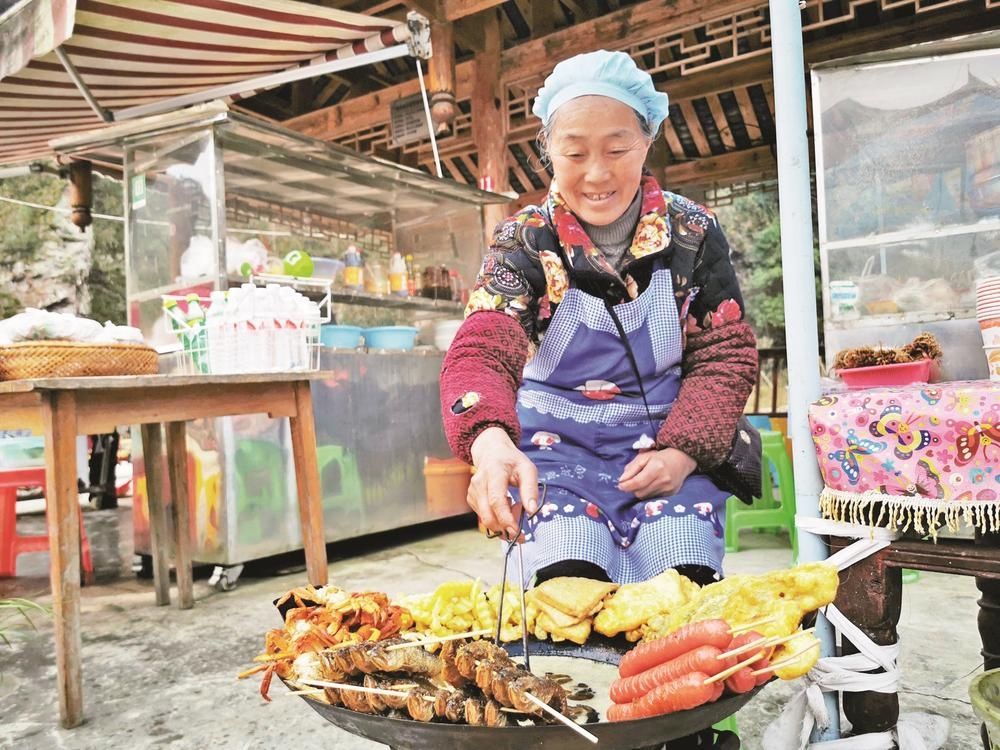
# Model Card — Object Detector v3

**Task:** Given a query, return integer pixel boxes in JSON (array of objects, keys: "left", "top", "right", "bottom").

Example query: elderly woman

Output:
[{"left": 440, "top": 51, "right": 757, "bottom": 590}]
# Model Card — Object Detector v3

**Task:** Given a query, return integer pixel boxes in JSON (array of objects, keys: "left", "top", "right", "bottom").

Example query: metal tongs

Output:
[{"left": 490, "top": 482, "right": 547, "bottom": 672}]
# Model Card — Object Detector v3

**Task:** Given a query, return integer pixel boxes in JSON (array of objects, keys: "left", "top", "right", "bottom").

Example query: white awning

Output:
[{"left": 0, "top": 0, "right": 415, "bottom": 166}]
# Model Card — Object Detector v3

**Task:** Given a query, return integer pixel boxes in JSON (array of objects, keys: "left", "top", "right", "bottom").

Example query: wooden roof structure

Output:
[{"left": 235, "top": 0, "right": 999, "bottom": 213}]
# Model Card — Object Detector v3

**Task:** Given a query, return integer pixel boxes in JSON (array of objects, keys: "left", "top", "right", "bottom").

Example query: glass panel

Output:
[
  {"left": 125, "top": 129, "right": 220, "bottom": 344},
  {"left": 815, "top": 51, "right": 1000, "bottom": 246}
]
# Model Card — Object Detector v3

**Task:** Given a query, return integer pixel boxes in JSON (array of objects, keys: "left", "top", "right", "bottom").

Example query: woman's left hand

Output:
[{"left": 618, "top": 447, "right": 697, "bottom": 499}]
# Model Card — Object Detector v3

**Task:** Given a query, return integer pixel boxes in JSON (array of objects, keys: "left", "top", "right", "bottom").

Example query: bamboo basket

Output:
[{"left": 0, "top": 341, "right": 159, "bottom": 381}]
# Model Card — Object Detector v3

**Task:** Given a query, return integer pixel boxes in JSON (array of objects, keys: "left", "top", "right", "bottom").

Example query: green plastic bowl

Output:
[{"left": 970, "top": 669, "right": 1000, "bottom": 750}]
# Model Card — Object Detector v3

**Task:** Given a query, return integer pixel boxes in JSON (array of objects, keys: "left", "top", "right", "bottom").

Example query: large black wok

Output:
[{"left": 283, "top": 638, "right": 766, "bottom": 750}]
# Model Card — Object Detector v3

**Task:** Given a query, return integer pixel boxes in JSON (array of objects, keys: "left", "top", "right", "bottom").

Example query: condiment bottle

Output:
[
  {"left": 343, "top": 245, "right": 363, "bottom": 290},
  {"left": 389, "top": 252, "right": 409, "bottom": 297}
]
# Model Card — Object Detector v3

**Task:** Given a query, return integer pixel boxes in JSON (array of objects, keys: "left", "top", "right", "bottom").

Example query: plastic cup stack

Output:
[{"left": 976, "top": 275, "right": 1000, "bottom": 381}]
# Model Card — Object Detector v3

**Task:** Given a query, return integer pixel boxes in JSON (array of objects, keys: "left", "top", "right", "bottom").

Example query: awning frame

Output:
[{"left": 48, "top": 10, "right": 431, "bottom": 125}]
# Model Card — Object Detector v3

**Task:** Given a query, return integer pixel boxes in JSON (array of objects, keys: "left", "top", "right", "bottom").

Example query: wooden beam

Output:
[
  {"left": 429, "top": 20, "right": 457, "bottom": 133},
  {"left": 500, "top": 0, "right": 759, "bottom": 74},
  {"left": 471, "top": 9, "right": 509, "bottom": 238},
  {"left": 664, "top": 144, "right": 775, "bottom": 188},
  {"left": 283, "top": 61, "right": 474, "bottom": 140},
  {"left": 442, "top": 0, "right": 506, "bottom": 21},
  {"left": 530, "top": 2, "right": 556, "bottom": 37}
]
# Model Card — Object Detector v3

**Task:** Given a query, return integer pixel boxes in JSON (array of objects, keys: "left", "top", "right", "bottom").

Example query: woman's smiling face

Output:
[{"left": 547, "top": 96, "right": 652, "bottom": 226}]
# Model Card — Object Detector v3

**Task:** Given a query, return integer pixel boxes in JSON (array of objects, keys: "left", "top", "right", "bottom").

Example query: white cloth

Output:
[{"left": 762, "top": 515, "right": 950, "bottom": 749}]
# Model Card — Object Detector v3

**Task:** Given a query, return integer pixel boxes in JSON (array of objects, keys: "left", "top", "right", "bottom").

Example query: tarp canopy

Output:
[{"left": 0, "top": 0, "right": 411, "bottom": 166}]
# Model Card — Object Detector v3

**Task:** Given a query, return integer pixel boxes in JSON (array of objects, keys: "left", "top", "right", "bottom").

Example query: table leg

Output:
[
  {"left": 165, "top": 422, "right": 194, "bottom": 610},
  {"left": 42, "top": 392, "right": 83, "bottom": 729},
  {"left": 975, "top": 529, "right": 1000, "bottom": 672},
  {"left": 288, "top": 381, "right": 327, "bottom": 585},
  {"left": 140, "top": 423, "right": 171, "bottom": 606},
  {"left": 830, "top": 535, "right": 902, "bottom": 734}
]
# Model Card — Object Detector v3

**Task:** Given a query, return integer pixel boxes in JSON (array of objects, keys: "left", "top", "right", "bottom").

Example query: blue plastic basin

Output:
[
  {"left": 364, "top": 326, "right": 418, "bottom": 351},
  {"left": 320, "top": 325, "right": 363, "bottom": 349}
]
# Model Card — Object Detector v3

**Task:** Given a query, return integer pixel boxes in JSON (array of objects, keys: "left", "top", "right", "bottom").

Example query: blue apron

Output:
[{"left": 512, "top": 259, "right": 729, "bottom": 585}]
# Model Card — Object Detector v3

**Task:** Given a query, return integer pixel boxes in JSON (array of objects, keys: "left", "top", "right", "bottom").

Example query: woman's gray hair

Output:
[{"left": 536, "top": 108, "right": 660, "bottom": 168}]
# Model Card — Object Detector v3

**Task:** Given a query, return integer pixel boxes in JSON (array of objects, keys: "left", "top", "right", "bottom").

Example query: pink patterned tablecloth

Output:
[{"left": 808, "top": 380, "right": 1000, "bottom": 535}]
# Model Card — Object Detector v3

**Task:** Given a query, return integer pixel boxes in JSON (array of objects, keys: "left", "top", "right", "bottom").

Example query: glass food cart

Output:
[
  {"left": 811, "top": 32, "right": 1000, "bottom": 381},
  {"left": 55, "top": 102, "right": 507, "bottom": 588}
]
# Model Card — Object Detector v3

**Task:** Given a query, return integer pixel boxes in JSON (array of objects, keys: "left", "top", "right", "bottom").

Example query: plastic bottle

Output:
[
  {"left": 234, "top": 283, "right": 258, "bottom": 372},
  {"left": 205, "top": 290, "right": 227, "bottom": 374},
  {"left": 185, "top": 294, "right": 207, "bottom": 373},
  {"left": 404, "top": 254, "right": 416, "bottom": 296},
  {"left": 343, "top": 245, "right": 363, "bottom": 290},
  {"left": 389, "top": 252, "right": 409, "bottom": 297}
]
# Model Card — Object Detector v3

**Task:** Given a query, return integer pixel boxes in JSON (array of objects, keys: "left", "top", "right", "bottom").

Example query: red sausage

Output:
[
  {"left": 610, "top": 645, "right": 735, "bottom": 704},
  {"left": 619, "top": 619, "right": 732, "bottom": 678},
  {"left": 726, "top": 630, "right": 773, "bottom": 689},
  {"left": 607, "top": 672, "right": 723, "bottom": 722},
  {"left": 725, "top": 668, "right": 756, "bottom": 694}
]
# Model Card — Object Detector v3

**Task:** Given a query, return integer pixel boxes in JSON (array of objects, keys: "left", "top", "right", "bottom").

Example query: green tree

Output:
[{"left": 87, "top": 176, "right": 126, "bottom": 324}]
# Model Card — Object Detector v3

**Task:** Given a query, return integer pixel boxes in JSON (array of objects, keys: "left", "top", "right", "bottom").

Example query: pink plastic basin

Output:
[{"left": 837, "top": 359, "right": 937, "bottom": 389}]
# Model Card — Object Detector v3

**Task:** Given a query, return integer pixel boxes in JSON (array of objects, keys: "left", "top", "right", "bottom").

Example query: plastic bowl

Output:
[
  {"left": 970, "top": 669, "right": 1000, "bottom": 750},
  {"left": 320, "top": 325, "right": 363, "bottom": 349},
  {"left": 364, "top": 326, "right": 419, "bottom": 351},
  {"left": 312, "top": 257, "right": 344, "bottom": 281},
  {"left": 433, "top": 319, "right": 464, "bottom": 350}
]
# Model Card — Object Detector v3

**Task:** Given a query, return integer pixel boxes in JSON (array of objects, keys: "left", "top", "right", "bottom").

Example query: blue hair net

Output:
[{"left": 532, "top": 50, "right": 670, "bottom": 131}]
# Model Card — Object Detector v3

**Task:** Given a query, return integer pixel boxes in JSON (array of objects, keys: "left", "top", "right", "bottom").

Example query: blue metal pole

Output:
[{"left": 768, "top": 0, "right": 841, "bottom": 741}]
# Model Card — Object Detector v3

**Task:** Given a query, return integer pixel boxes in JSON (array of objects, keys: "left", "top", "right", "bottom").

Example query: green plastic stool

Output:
[
  {"left": 233, "top": 438, "right": 287, "bottom": 545},
  {"left": 317, "top": 444, "right": 365, "bottom": 534},
  {"left": 725, "top": 429, "right": 798, "bottom": 562}
]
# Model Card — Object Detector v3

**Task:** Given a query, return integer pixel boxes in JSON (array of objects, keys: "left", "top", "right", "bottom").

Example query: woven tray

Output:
[{"left": 0, "top": 341, "right": 159, "bottom": 381}]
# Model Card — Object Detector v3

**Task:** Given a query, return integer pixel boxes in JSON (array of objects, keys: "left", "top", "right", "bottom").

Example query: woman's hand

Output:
[
  {"left": 618, "top": 447, "right": 697, "bottom": 499},
  {"left": 469, "top": 427, "right": 539, "bottom": 539}
]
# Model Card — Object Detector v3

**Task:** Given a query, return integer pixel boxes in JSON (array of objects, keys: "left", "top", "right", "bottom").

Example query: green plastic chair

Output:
[
  {"left": 725, "top": 429, "right": 797, "bottom": 561},
  {"left": 317, "top": 444, "right": 365, "bottom": 534},
  {"left": 713, "top": 714, "right": 740, "bottom": 736}
]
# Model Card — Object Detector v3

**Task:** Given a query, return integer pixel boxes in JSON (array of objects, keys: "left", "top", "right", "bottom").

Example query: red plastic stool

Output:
[{"left": 0, "top": 467, "right": 93, "bottom": 578}]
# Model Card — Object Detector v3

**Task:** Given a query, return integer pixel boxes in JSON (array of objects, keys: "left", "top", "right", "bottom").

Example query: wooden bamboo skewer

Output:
[
  {"left": 522, "top": 692, "right": 599, "bottom": 744},
  {"left": 729, "top": 615, "right": 778, "bottom": 635},
  {"left": 385, "top": 628, "right": 492, "bottom": 651},
  {"left": 717, "top": 627, "right": 816, "bottom": 660},
  {"left": 300, "top": 678, "right": 421, "bottom": 700},
  {"left": 703, "top": 650, "right": 766, "bottom": 685},
  {"left": 750, "top": 640, "right": 820, "bottom": 677}
]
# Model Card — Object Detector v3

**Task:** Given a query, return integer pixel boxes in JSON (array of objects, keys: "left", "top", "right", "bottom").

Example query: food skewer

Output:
[
  {"left": 749, "top": 640, "right": 821, "bottom": 677},
  {"left": 703, "top": 650, "right": 766, "bottom": 685},
  {"left": 522, "top": 691, "right": 599, "bottom": 744},
  {"left": 717, "top": 627, "right": 816, "bottom": 660},
  {"left": 385, "top": 629, "right": 492, "bottom": 651},
  {"left": 301, "top": 678, "right": 416, "bottom": 700},
  {"left": 729, "top": 616, "right": 778, "bottom": 635}
]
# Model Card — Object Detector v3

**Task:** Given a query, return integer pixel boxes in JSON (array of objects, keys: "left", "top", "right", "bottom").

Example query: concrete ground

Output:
[{"left": 0, "top": 504, "right": 989, "bottom": 750}]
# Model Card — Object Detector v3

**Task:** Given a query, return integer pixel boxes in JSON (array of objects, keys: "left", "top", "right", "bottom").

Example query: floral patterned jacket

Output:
[{"left": 440, "top": 174, "right": 758, "bottom": 468}]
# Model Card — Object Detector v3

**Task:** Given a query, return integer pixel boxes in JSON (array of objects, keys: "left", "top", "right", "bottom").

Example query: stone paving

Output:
[{"left": 0, "top": 506, "right": 988, "bottom": 750}]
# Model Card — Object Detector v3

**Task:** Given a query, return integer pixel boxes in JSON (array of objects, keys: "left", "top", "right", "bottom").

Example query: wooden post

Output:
[
  {"left": 429, "top": 20, "right": 457, "bottom": 135},
  {"left": 165, "top": 422, "right": 194, "bottom": 610},
  {"left": 42, "top": 391, "right": 84, "bottom": 728},
  {"left": 471, "top": 8, "right": 509, "bottom": 243},
  {"left": 67, "top": 160, "right": 92, "bottom": 232},
  {"left": 830, "top": 535, "right": 901, "bottom": 733},
  {"left": 289, "top": 381, "right": 328, "bottom": 585},
  {"left": 140, "top": 423, "right": 171, "bottom": 607},
  {"left": 976, "top": 529, "right": 1000, "bottom": 672}
]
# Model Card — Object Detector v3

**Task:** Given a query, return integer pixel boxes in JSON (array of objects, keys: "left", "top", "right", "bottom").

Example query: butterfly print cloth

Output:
[{"left": 808, "top": 380, "right": 1000, "bottom": 536}]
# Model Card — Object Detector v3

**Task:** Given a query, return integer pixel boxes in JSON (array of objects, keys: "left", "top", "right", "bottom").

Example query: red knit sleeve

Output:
[
  {"left": 440, "top": 311, "right": 529, "bottom": 463},
  {"left": 656, "top": 320, "right": 758, "bottom": 468}
]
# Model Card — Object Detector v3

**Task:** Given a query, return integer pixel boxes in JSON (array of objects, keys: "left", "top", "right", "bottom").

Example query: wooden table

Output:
[
  {"left": 830, "top": 530, "right": 1000, "bottom": 742},
  {"left": 0, "top": 373, "right": 329, "bottom": 729}
]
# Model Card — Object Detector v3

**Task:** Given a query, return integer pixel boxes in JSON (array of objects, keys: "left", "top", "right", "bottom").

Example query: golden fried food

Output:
[
  {"left": 644, "top": 562, "right": 839, "bottom": 642},
  {"left": 532, "top": 577, "right": 618, "bottom": 619},
  {"left": 594, "top": 569, "right": 695, "bottom": 638},
  {"left": 772, "top": 631, "right": 821, "bottom": 679}
]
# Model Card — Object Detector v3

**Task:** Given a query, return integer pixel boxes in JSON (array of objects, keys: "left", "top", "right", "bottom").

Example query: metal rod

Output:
[
  {"left": 768, "top": 0, "right": 840, "bottom": 740},
  {"left": 54, "top": 47, "right": 113, "bottom": 123},
  {"left": 515, "top": 542, "right": 531, "bottom": 672},
  {"left": 495, "top": 543, "right": 510, "bottom": 645},
  {"left": 114, "top": 44, "right": 411, "bottom": 121},
  {"left": 415, "top": 57, "right": 443, "bottom": 178}
]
